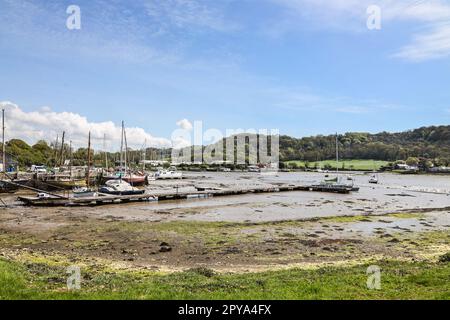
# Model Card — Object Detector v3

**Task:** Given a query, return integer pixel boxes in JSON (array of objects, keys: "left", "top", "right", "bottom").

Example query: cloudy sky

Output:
[{"left": 0, "top": 0, "right": 449, "bottom": 150}]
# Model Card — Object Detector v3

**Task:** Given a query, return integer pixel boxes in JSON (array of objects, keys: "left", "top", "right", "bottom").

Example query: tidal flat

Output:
[{"left": 1, "top": 172, "right": 449, "bottom": 299}]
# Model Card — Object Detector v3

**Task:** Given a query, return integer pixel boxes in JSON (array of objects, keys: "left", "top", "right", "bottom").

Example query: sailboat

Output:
[
  {"left": 369, "top": 161, "right": 379, "bottom": 184},
  {"left": 318, "top": 133, "right": 359, "bottom": 192},
  {"left": 73, "top": 131, "right": 98, "bottom": 198},
  {"left": 101, "top": 122, "right": 147, "bottom": 186}
]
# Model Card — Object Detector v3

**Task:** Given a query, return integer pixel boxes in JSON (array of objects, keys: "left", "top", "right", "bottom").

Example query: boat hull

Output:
[
  {"left": 98, "top": 188, "right": 145, "bottom": 196},
  {"left": 122, "top": 176, "right": 147, "bottom": 186},
  {"left": 101, "top": 175, "right": 147, "bottom": 186}
]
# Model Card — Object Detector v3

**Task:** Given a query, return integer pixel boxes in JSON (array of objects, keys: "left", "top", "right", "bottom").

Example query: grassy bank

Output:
[
  {"left": 1, "top": 257, "right": 448, "bottom": 300},
  {"left": 285, "top": 159, "right": 389, "bottom": 171}
]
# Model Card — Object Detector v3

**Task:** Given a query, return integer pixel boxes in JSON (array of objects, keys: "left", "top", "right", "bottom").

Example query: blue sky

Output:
[{"left": 1, "top": 0, "right": 450, "bottom": 149}]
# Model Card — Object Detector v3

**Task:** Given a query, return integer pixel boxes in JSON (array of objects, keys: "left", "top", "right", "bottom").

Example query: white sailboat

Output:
[
  {"left": 369, "top": 161, "right": 379, "bottom": 184},
  {"left": 320, "top": 133, "right": 359, "bottom": 192}
]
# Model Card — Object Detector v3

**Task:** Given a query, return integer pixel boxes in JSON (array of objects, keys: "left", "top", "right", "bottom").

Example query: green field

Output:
[
  {"left": 1, "top": 258, "right": 448, "bottom": 300},
  {"left": 285, "top": 159, "right": 389, "bottom": 171}
]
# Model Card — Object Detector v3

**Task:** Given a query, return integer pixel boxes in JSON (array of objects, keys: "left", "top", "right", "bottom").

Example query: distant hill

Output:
[
  {"left": 279, "top": 125, "right": 450, "bottom": 162},
  {"left": 3, "top": 125, "right": 450, "bottom": 168}
]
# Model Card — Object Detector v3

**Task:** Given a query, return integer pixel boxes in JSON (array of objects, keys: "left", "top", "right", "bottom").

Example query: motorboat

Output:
[
  {"left": 369, "top": 174, "right": 379, "bottom": 184},
  {"left": 155, "top": 168, "right": 182, "bottom": 180},
  {"left": 248, "top": 165, "right": 260, "bottom": 173},
  {"left": 99, "top": 179, "right": 145, "bottom": 195}
]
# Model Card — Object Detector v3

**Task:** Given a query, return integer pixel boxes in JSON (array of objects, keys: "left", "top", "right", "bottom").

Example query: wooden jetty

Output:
[{"left": 15, "top": 182, "right": 355, "bottom": 207}]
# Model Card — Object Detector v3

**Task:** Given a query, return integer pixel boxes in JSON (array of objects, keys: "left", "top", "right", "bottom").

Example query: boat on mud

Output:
[
  {"left": 35, "top": 175, "right": 88, "bottom": 190},
  {"left": 101, "top": 172, "right": 147, "bottom": 186},
  {"left": 0, "top": 180, "right": 21, "bottom": 193},
  {"left": 155, "top": 168, "right": 182, "bottom": 180},
  {"left": 369, "top": 174, "right": 379, "bottom": 184},
  {"left": 99, "top": 179, "right": 145, "bottom": 195},
  {"left": 72, "top": 187, "right": 97, "bottom": 198}
]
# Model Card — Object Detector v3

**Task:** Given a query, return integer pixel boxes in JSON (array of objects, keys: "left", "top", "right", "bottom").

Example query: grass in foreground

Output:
[{"left": 0, "top": 257, "right": 449, "bottom": 300}]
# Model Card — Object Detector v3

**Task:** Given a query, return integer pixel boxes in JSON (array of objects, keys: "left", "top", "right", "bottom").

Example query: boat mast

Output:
[
  {"left": 54, "top": 134, "right": 59, "bottom": 167},
  {"left": 142, "top": 139, "right": 147, "bottom": 172},
  {"left": 103, "top": 133, "right": 108, "bottom": 172},
  {"left": 336, "top": 133, "right": 339, "bottom": 176},
  {"left": 69, "top": 140, "right": 73, "bottom": 178},
  {"left": 120, "top": 121, "right": 124, "bottom": 172},
  {"left": 87, "top": 132, "right": 91, "bottom": 188},
  {"left": 2, "top": 109, "right": 6, "bottom": 174},
  {"left": 123, "top": 125, "right": 128, "bottom": 174},
  {"left": 59, "top": 131, "right": 65, "bottom": 167}
]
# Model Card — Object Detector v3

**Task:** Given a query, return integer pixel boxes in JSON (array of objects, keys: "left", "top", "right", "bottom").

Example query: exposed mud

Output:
[{"left": 0, "top": 172, "right": 449, "bottom": 272}]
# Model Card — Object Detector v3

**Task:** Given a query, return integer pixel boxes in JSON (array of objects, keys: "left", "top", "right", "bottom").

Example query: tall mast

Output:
[
  {"left": 87, "top": 132, "right": 91, "bottom": 188},
  {"left": 142, "top": 139, "right": 147, "bottom": 171},
  {"left": 103, "top": 133, "right": 108, "bottom": 171},
  {"left": 336, "top": 133, "right": 339, "bottom": 175},
  {"left": 2, "top": 109, "right": 6, "bottom": 174},
  {"left": 124, "top": 124, "right": 128, "bottom": 174},
  {"left": 54, "top": 134, "right": 59, "bottom": 166},
  {"left": 120, "top": 121, "right": 124, "bottom": 172},
  {"left": 69, "top": 140, "right": 73, "bottom": 178},
  {"left": 59, "top": 131, "right": 65, "bottom": 167}
]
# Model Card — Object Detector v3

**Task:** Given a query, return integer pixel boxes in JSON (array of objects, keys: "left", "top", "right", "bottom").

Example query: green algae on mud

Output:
[{"left": 1, "top": 257, "right": 449, "bottom": 300}]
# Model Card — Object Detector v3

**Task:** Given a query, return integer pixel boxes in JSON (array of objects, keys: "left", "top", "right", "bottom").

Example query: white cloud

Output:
[
  {"left": 0, "top": 101, "right": 171, "bottom": 151},
  {"left": 271, "top": 0, "right": 450, "bottom": 62},
  {"left": 176, "top": 118, "right": 193, "bottom": 131},
  {"left": 392, "top": 23, "right": 450, "bottom": 61}
]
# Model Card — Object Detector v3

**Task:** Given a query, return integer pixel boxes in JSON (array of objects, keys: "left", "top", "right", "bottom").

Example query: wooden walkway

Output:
[{"left": 16, "top": 183, "right": 355, "bottom": 207}]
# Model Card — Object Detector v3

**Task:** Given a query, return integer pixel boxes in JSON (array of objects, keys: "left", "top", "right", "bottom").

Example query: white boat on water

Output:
[
  {"left": 99, "top": 179, "right": 145, "bottom": 195},
  {"left": 155, "top": 168, "right": 182, "bottom": 180}
]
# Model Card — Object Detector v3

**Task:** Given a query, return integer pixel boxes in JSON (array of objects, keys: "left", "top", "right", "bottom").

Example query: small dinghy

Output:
[{"left": 73, "top": 187, "right": 97, "bottom": 198}]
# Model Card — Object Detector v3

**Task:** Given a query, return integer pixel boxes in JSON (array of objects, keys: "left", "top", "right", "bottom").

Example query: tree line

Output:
[
  {"left": 279, "top": 125, "right": 450, "bottom": 165},
  {"left": 3, "top": 125, "right": 450, "bottom": 168}
]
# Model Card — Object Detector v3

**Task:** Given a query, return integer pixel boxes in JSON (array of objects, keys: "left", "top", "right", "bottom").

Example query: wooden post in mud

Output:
[{"left": 87, "top": 131, "right": 91, "bottom": 188}]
